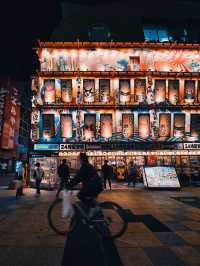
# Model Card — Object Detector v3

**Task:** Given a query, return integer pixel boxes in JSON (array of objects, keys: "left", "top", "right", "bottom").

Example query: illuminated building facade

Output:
[{"left": 31, "top": 41, "right": 200, "bottom": 186}]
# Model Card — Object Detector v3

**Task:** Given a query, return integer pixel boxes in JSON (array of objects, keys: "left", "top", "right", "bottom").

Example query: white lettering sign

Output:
[{"left": 184, "top": 143, "right": 200, "bottom": 150}]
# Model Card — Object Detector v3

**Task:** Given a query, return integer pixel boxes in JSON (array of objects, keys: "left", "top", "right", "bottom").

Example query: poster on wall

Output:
[
  {"left": 134, "top": 79, "right": 146, "bottom": 103},
  {"left": 44, "top": 80, "right": 55, "bottom": 104},
  {"left": 100, "top": 114, "right": 112, "bottom": 139},
  {"left": 42, "top": 114, "right": 55, "bottom": 138},
  {"left": 155, "top": 80, "right": 166, "bottom": 103},
  {"left": 184, "top": 80, "right": 195, "bottom": 103},
  {"left": 174, "top": 114, "right": 185, "bottom": 137},
  {"left": 84, "top": 114, "right": 96, "bottom": 140},
  {"left": 143, "top": 166, "right": 180, "bottom": 188},
  {"left": 1, "top": 95, "right": 20, "bottom": 149},
  {"left": 122, "top": 114, "right": 134, "bottom": 138},
  {"left": 191, "top": 114, "right": 200, "bottom": 138},
  {"left": 99, "top": 79, "right": 110, "bottom": 103},
  {"left": 61, "top": 79, "right": 72, "bottom": 103},
  {"left": 119, "top": 80, "right": 131, "bottom": 103},
  {"left": 138, "top": 114, "right": 150, "bottom": 139},
  {"left": 61, "top": 114, "right": 72, "bottom": 138},
  {"left": 83, "top": 79, "right": 95, "bottom": 103},
  {"left": 168, "top": 80, "right": 179, "bottom": 105},
  {"left": 159, "top": 113, "right": 171, "bottom": 138}
]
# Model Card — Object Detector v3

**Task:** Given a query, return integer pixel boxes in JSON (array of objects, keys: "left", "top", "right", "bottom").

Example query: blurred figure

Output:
[
  {"left": 102, "top": 160, "right": 113, "bottom": 190},
  {"left": 33, "top": 163, "right": 44, "bottom": 196},
  {"left": 56, "top": 159, "right": 70, "bottom": 198},
  {"left": 67, "top": 153, "right": 103, "bottom": 212},
  {"left": 15, "top": 163, "right": 25, "bottom": 198},
  {"left": 128, "top": 161, "right": 137, "bottom": 187}
]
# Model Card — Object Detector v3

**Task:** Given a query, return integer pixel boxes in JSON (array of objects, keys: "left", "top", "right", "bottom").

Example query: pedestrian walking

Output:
[
  {"left": 15, "top": 163, "right": 25, "bottom": 198},
  {"left": 101, "top": 160, "right": 113, "bottom": 190},
  {"left": 127, "top": 161, "right": 137, "bottom": 187},
  {"left": 56, "top": 159, "right": 70, "bottom": 198},
  {"left": 33, "top": 163, "right": 44, "bottom": 196}
]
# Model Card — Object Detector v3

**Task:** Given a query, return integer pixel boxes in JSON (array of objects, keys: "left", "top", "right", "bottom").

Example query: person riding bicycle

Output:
[
  {"left": 67, "top": 153, "right": 103, "bottom": 212},
  {"left": 56, "top": 159, "right": 70, "bottom": 198}
]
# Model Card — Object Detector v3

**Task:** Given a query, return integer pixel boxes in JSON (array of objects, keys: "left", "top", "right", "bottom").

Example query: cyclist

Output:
[
  {"left": 67, "top": 153, "right": 103, "bottom": 213},
  {"left": 56, "top": 159, "right": 70, "bottom": 198}
]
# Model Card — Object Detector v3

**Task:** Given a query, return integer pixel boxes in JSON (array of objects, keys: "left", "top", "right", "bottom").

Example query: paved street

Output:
[{"left": 1, "top": 187, "right": 200, "bottom": 266}]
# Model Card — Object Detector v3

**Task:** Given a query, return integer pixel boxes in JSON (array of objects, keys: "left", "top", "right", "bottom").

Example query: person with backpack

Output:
[
  {"left": 67, "top": 153, "right": 103, "bottom": 211},
  {"left": 33, "top": 162, "right": 44, "bottom": 196},
  {"left": 56, "top": 159, "right": 70, "bottom": 198}
]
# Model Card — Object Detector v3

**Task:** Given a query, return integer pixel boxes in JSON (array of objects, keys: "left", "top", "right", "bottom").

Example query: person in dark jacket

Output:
[
  {"left": 127, "top": 161, "right": 137, "bottom": 187},
  {"left": 68, "top": 153, "right": 103, "bottom": 206},
  {"left": 102, "top": 160, "right": 113, "bottom": 190},
  {"left": 56, "top": 159, "right": 70, "bottom": 198}
]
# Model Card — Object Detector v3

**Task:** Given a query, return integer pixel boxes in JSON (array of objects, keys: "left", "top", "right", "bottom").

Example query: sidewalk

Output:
[{"left": 0, "top": 188, "right": 200, "bottom": 265}]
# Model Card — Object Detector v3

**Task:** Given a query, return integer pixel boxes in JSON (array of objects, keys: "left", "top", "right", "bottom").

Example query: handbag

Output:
[{"left": 62, "top": 190, "right": 74, "bottom": 219}]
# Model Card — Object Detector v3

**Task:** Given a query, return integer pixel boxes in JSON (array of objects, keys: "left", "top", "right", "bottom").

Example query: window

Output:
[
  {"left": 143, "top": 27, "right": 158, "bottom": 41},
  {"left": 143, "top": 26, "right": 169, "bottom": 42}
]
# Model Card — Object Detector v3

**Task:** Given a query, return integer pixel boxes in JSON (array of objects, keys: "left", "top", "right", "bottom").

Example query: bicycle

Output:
[{"left": 47, "top": 189, "right": 127, "bottom": 240}]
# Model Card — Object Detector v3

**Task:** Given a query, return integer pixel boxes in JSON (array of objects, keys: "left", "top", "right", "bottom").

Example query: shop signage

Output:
[
  {"left": 184, "top": 143, "right": 200, "bottom": 150},
  {"left": 1, "top": 95, "right": 20, "bottom": 149},
  {"left": 34, "top": 144, "right": 59, "bottom": 151},
  {"left": 59, "top": 143, "right": 85, "bottom": 151},
  {"left": 85, "top": 144, "right": 101, "bottom": 150}
]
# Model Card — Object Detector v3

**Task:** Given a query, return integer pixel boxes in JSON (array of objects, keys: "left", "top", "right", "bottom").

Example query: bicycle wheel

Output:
[
  {"left": 98, "top": 201, "right": 127, "bottom": 239},
  {"left": 48, "top": 199, "right": 76, "bottom": 236}
]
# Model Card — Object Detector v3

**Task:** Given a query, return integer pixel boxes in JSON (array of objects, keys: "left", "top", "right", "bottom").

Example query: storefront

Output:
[
  {"left": 30, "top": 41, "right": 200, "bottom": 188},
  {"left": 29, "top": 142, "right": 200, "bottom": 188}
]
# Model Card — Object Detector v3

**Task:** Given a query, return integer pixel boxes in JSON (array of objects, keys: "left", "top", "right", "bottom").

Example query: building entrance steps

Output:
[{"left": 61, "top": 220, "right": 123, "bottom": 266}]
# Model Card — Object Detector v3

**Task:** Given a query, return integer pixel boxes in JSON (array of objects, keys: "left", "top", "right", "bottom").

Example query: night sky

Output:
[{"left": 0, "top": 0, "right": 199, "bottom": 81}]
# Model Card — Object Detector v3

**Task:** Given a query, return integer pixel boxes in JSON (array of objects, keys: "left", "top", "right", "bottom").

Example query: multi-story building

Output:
[{"left": 30, "top": 41, "right": 200, "bottom": 187}]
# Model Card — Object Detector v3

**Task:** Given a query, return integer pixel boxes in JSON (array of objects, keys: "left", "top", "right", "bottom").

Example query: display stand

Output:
[{"left": 143, "top": 166, "right": 181, "bottom": 191}]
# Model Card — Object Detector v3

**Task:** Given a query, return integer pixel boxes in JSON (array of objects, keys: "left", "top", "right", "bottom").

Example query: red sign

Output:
[{"left": 1, "top": 91, "right": 20, "bottom": 149}]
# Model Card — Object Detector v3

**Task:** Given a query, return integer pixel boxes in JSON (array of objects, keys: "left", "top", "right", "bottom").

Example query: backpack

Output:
[{"left": 88, "top": 171, "right": 103, "bottom": 195}]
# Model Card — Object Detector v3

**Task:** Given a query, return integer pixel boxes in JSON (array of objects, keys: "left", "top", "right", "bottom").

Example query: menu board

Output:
[{"left": 143, "top": 166, "right": 180, "bottom": 188}]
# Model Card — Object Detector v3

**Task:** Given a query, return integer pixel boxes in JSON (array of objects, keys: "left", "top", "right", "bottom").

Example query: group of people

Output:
[
  {"left": 15, "top": 154, "right": 138, "bottom": 200},
  {"left": 15, "top": 162, "right": 44, "bottom": 198}
]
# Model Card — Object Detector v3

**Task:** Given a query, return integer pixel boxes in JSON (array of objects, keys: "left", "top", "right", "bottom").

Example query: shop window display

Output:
[
  {"left": 100, "top": 114, "right": 112, "bottom": 139},
  {"left": 138, "top": 114, "right": 150, "bottom": 139},
  {"left": 119, "top": 79, "right": 131, "bottom": 104},
  {"left": 168, "top": 80, "right": 179, "bottom": 105},
  {"left": 61, "top": 79, "right": 72, "bottom": 103},
  {"left": 198, "top": 81, "right": 200, "bottom": 103},
  {"left": 99, "top": 79, "right": 110, "bottom": 103},
  {"left": 83, "top": 79, "right": 95, "bottom": 103},
  {"left": 173, "top": 114, "right": 185, "bottom": 137},
  {"left": 184, "top": 80, "right": 195, "bottom": 104},
  {"left": 155, "top": 79, "right": 166, "bottom": 103},
  {"left": 191, "top": 114, "right": 200, "bottom": 139},
  {"left": 44, "top": 80, "right": 56, "bottom": 104},
  {"left": 84, "top": 114, "right": 96, "bottom": 140},
  {"left": 30, "top": 157, "right": 58, "bottom": 189},
  {"left": 122, "top": 114, "right": 134, "bottom": 138},
  {"left": 42, "top": 114, "right": 55, "bottom": 138},
  {"left": 61, "top": 114, "right": 72, "bottom": 138},
  {"left": 159, "top": 113, "right": 171, "bottom": 138},
  {"left": 134, "top": 79, "right": 146, "bottom": 103}
]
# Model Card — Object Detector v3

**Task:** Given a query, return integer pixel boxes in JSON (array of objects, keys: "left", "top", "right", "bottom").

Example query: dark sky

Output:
[
  {"left": 0, "top": 0, "right": 61, "bottom": 81},
  {"left": 0, "top": 0, "right": 199, "bottom": 81}
]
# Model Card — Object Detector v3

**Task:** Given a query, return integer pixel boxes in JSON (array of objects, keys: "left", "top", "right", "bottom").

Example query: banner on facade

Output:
[{"left": 1, "top": 94, "right": 20, "bottom": 149}]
